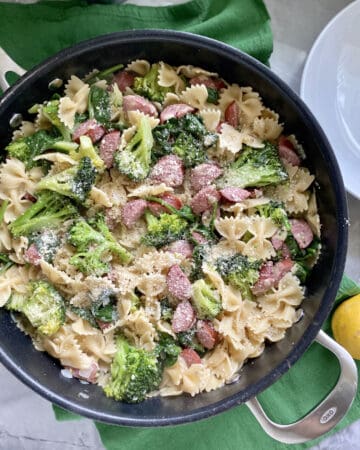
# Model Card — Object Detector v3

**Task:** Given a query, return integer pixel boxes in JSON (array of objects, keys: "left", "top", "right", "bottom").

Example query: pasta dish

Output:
[{"left": 0, "top": 60, "right": 320, "bottom": 402}]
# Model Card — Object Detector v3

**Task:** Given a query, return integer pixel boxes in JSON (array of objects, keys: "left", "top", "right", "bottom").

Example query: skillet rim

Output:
[{"left": 0, "top": 29, "right": 349, "bottom": 426}]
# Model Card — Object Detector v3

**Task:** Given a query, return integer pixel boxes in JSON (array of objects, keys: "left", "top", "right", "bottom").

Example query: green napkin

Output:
[
  {"left": 0, "top": 0, "right": 272, "bottom": 69},
  {"left": 0, "top": 0, "right": 358, "bottom": 448}
]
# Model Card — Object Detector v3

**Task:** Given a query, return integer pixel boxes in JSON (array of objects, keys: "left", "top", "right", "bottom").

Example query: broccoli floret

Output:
[
  {"left": 91, "top": 289, "right": 118, "bottom": 323},
  {"left": 216, "top": 254, "right": 261, "bottom": 300},
  {"left": 6, "top": 131, "right": 53, "bottom": 168},
  {"left": 65, "top": 135, "right": 105, "bottom": 172},
  {"left": 256, "top": 201, "right": 291, "bottom": 232},
  {"left": 114, "top": 116, "right": 153, "bottom": 181},
  {"left": 28, "top": 230, "right": 60, "bottom": 263},
  {"left": 42, "top": 100, "right": 71, "bottom": 141},
  {"left": 217, "top": 143, "right": 289, "bottom": 189},
  {"left": 172, "top": 133, "right": 207, "bottom": 168},
  {"left": 70, "top": 289, "right": 118, "bottom": 329},
  {"left": 0, "top": 253, "right": 14, "bottom": 274},
  {"left": 68, "top": 218, "right": 104, "bottom": 250},
  {"left": 292, "top": 262, "right": 309, "bottom": 284},
  {"left": 8, "top": 191, "right": 78, "bottom": 237},
  {"left": 5, "top": 130, "right": 78, "bottom": 170},
  {"left": 153, "top": 114, "right": 217, "bottom": 168},
  {"left": 6, "top": 280, "right": 65, "bottom": 336},
  {"left": 206, "top": 87, "right": 219, "bottom": 104},
  {"left": 192, "top": 279, "right": 221, "bottom": 319},
  {"left": 142, "top": 211, "right": 188, "bottom": 248},
  {"left": 70, "top": 246, "right": 110, "bottom": 276},
  {"left": 177, "top": 327, "right": 205, "bottom": 354},
  {"left": 103, "top": 335, "right": 162, "bottom": 403},
  {"left": 70, "top": 305, "right": 99, "bottom": 329},
  {"left": 156, "top": 333, "right": 181, "bottom": 367},
  {"left": 160, "top": 298, "right": 173, "bottom": 321},
  {"left": 190, "top": 244, "right": 209, "bottom": 282},
  {"left": 285, "top": 235, "right": 320, "bottom": 281},
  {"left": 74, "top": 112, "right": 89, "bottom": 127},
  {"left": 88, "top": 85, "right": 111, "bottom": 127},
  {"left": 133, "top": 63, "right": 172, "bottom": 102},
  {"left": 68, "top": 215, "right": 132, "bottom": 276},
  {"left": 36, "top": 157, "right": 96, "bottom": 203},
  {"left": 285, "top": 235, "right": 319, "bottom": 261}
]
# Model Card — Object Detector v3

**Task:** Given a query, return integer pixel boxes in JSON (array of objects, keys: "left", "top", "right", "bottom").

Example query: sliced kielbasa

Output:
[
  {"left": 273, "top": 258, "right": 294, "bottom": 281},
  {"left": 99, "top": 131, "right": 120, "bottom": 169},
  {"left": 219, "top": 187, "right": 251, "bottom": 202},
  {"left": 281, "top": 243, "right": 291, "bottom": 259},
  {"left": 72, "top": 119, "right": 105, "bottom": 143},
  {"left": 180, "top": 348, "right": 202, "bottom": 366},
  {"left": 122, "top": 94, "right": 158, "bottom": 117},
  {"left": 147, "top": 193, "right": 182, "bottom": 216},
  {"left": 171, "top": 300, "right": 196, "bottom": 333},
  {"left": 167, "top": 265, "right": 192, "bottom": 301},
  {"left": 22, "top": 192, "right": 37, "bottom": 202},
  {"left": 252, "top": 259, "right": 294, "bottom": 295},
  {"left": 189, "top": 75, "right": 226, "bottom": 90},
  {"left": 271, "top": 235, "right": 284, "bottom": 250},
  {"left": 150, "top": 155, "right": 184, "bottom": 187},
  {"left": 68, "top": 361, "right": 99, "bottom": 384},
  {"left": 24, "top": 244, "right": 41, "bottom": 266},
  {"left": 190, "top": 185, "right": 221, "bottom": 215},
  {"left": 191, "top": 231, "right": 208, "bottom": 245},
  {"left": 113, "top": 70, "right": 135, "bottom": 93},
  {"left": 290, "top": 219, "right": 314, "bottom": 249},
  {"left": 167, "top": 240, "right": 193, "bottom": 258},
  {"left": 196, "top": 320, "right": 218, "bottom": 349},
  {"left": 278, "top": 136, "right": 301, "bottom": 166},
  {"left": 160, "top": 104, "right": 195, "bottom": 123},
  {"left": 224, "top": 101, "right": 240, "bottom": 128},
  {"left": 121, "top": 199, "right": 148, "bottom": 228},
  {"left": 216, "top": 121, "right": 225, "bottom": 134},
  {"left": 190, "top": 163, "right": 223, "bottom": 192}
]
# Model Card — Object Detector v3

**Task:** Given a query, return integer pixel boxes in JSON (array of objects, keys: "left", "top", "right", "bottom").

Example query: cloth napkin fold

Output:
[
  {"left": 0, "top": 0, "right": 358, "bottom": 448},
  {"left": 0, "top": 0, "right": 272, "bottom": 69}
]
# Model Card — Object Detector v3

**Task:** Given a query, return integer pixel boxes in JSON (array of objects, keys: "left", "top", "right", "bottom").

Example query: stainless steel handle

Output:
[
  {"left": 246, "top": 330, "right": 358, "bottom": 444},
  {"left": 0, "top": 47, "right": 26, "bottom": 91}
]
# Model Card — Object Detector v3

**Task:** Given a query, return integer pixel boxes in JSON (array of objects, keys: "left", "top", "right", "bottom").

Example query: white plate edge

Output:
[{"left": 300, "top": 0, "right": 360, "bottom": 199}]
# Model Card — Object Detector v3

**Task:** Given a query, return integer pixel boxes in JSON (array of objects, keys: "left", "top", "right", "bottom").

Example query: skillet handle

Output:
[
  {"left": 246, "top": 330, "right": 358, "bottom": 444},
  {"left": 0, "top": 47, "right": 26, "bottom": 91}
]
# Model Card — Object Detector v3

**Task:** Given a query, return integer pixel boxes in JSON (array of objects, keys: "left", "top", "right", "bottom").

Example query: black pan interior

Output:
[{"left": 0, "top": 30, "right": 348, "bottom": 426}]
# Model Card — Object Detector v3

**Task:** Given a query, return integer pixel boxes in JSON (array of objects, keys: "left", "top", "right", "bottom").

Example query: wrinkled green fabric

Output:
[
  {"left": 1, "top": 0, "right": 358, "bottom": 448},
  {"left": 0, "top": 0, "right": 272, "bottom": 71}
]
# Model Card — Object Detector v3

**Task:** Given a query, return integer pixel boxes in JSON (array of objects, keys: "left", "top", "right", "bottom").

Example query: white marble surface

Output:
[{"left": 1, "top": 0, "right": 360, "bottom": 449}]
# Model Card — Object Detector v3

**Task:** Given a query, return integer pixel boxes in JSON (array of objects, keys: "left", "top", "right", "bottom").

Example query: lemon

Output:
[{"left": 331, "top": 294, "right": 360, "bottom": 360}]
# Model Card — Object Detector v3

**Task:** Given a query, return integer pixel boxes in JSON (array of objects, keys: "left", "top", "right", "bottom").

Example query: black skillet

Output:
[{"left": 0, "top": 30, "right": 356, "bottom": 444}]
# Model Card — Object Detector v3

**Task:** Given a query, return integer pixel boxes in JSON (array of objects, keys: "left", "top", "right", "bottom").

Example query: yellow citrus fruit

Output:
[{"left": 331, "top": 294, "right": 360, "bottom": 360}]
